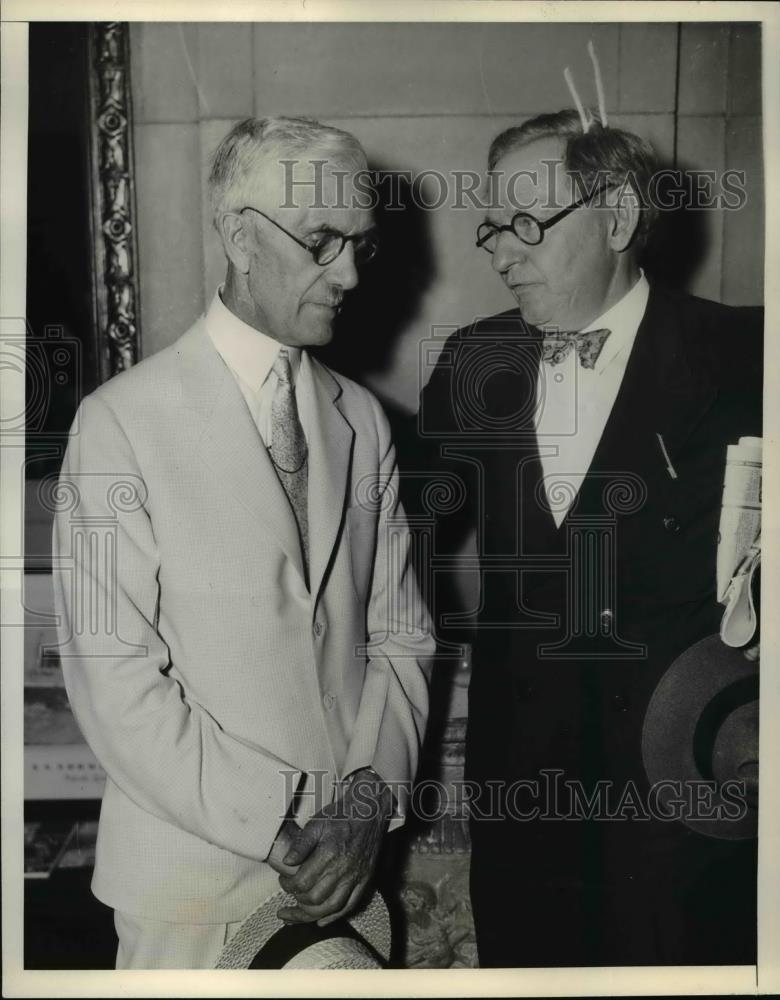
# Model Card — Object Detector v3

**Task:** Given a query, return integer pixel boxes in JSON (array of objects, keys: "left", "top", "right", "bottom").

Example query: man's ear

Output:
[
  {"left": 607, "top": 180, "right": 642, "bottom": 253},
  {"left": 217, "top": 211, "right": 252, "bottom": 273}
]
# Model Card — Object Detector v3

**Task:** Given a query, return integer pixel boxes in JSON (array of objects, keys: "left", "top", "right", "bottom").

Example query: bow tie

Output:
[{"left": 541, "top": 328, "right": 611, "bottom": 369}]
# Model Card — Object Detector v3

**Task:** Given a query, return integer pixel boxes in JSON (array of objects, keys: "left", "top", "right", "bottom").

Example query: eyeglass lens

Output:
[
  {"left": 477, "top": 214, "right": 542, "bottom": 253},
  {"left": 315, "top": 233, "right": 378, "bottom": 266}
]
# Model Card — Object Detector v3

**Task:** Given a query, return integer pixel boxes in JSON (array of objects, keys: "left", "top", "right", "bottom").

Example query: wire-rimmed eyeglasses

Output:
[
  {"left": 475, "top": 182, "right": 610, "bottom": 253},
  {"left": 240, "top": 206, "right": 379, "bottom": 266}
]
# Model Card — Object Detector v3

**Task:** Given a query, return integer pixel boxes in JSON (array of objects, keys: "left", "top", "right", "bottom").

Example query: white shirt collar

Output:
[
  {"left": 580, "top": 271, "right": 650, "bottom": 375},
  {"left": 204, "top": 286, "right": 301, "bottom": 391}
]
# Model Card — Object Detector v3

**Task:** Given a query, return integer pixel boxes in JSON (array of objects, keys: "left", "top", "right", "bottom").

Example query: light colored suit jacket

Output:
[{"left": 52, "top": 319, "right": 433, "bottom": 923}]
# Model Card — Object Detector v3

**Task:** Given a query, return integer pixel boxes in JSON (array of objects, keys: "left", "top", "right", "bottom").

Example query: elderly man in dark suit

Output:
[{"left": 419, "top": 110, "right": 762, "bottom": 967}]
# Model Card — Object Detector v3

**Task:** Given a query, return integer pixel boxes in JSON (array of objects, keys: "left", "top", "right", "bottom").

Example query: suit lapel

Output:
[
  {"left": 178, "top": 322, "right": 306, "bottom": 581},
  {"left": 643, "top": 286, "right": 719, "bottom": 464},
  {"left": 303, "top": 354, "right": 355, "bottom": 608},
  {"left": 590, "top": 284, "right": 719, "bottom": 477},
  {"left": 519, "top": 327, "right": 560, "bottom": 547}
]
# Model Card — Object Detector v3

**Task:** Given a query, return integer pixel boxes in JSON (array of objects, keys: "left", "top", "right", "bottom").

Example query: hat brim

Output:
[
  {"left": 215, "top": 888, "right": 391, "bottom": 969},
  {"left": 641, "top": 633, "right": 758, "bottom": 840}
]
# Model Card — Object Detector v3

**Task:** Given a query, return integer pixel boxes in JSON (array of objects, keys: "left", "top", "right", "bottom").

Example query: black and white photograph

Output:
[{"left": 2, "top": 1, "right": 779, "bottom": 995}]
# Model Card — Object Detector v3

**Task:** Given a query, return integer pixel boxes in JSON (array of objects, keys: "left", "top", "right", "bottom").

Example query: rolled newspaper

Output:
[
  {"left": 717, "top": 436, "right": 761, "bottom": 647},
  {"left": 720, "top": 534, "right": 760, "bottom": 648},
  {"left": 717, "top": 436, "right": 762, "bottom": 600}
]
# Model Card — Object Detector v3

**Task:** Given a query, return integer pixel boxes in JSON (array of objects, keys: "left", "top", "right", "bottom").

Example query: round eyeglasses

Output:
[
  {"left": 241, "top": 206, "right": 379, "bottom": 266},
  {"left": 475, "top": 182, "right": 610, "bottom": 253}
]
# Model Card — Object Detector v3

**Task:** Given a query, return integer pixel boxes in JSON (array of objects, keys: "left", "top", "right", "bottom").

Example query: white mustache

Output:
[{"left": 323, "top": 287, "right": 344, "bottom": 308}]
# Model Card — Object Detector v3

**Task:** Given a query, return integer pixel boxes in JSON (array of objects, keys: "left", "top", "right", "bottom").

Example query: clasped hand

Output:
[{"left": 266, "top": 769, "right": 393, "bottom": 926}]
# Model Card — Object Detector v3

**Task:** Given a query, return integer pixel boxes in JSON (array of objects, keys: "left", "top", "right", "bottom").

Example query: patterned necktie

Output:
[
  {"left": 269, "top": 349, "right": 309, "bottom": 581},
  {"left": 541, "top": 328, "right": 611, "bottom": 369}
]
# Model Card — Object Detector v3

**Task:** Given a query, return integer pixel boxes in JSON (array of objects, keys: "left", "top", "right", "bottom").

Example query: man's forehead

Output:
[
  {"left": 245, "top": 157, "right": 371, "bottom": 233},
  {"left": 305, "top": 202, "right": 373, "bottom": 233},
  {"left": 495, "top": 135, "right": 567, "bottom": 174},
  {"left": 252, "top": 156, "right": 366, "bottom": 212},
  {"left": 488, "top": 136, "right": 573, "bottom": 215}
]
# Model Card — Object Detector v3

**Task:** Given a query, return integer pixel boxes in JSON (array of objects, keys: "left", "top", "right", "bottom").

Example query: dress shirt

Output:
[
  {"left": 204, "top": 287, "right": 310, "bottom": 446},
  {"left": 534, "top": 272, "right": 650, "bottom": 526}
]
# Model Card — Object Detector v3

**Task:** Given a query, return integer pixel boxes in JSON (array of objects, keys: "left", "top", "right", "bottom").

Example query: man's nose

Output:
[
  {"left": 491, "top": 230, "right": 527, "bottom": 275},
  {"left": 328, "top": 241, "right": 359, "bottom": 290}
]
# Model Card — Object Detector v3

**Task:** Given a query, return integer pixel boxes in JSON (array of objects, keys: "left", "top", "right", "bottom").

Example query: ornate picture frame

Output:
[{"left": 87, "top": 21, "right": 141, "bottom": 380}]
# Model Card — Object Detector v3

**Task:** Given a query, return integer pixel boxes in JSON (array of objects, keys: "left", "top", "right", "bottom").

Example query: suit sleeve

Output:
[
  {"left": 52, "top": 393, "right": 301, "bottom": 862},
  {"left": 341, "top": 395, "right": 434, "bottom": 828}
]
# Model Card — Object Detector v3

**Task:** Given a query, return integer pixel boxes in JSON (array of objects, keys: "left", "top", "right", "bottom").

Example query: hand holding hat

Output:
[{"left": 271, "top": 768, "right": 394, "bottom": 928}]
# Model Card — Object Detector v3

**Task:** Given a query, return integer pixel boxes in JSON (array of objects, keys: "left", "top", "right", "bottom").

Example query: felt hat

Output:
[{"left": 641, "top": 633, "right": 758, "bottom": 840}]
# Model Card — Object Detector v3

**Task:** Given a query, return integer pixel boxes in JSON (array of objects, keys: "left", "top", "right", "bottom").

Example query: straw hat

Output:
[{"left": 215, "top": 889, "right": 391, "bottom": 969}]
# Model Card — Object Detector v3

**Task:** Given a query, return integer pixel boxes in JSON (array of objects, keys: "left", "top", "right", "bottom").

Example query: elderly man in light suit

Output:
[{"left": 53, "top": 117, "right": 433, "bottom": 969}]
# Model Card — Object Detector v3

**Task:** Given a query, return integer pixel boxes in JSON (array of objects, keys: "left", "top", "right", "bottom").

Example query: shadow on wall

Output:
[
  {"left": 315, "top": 166, "right": 436, "bottom": 384},
  {"left": 315, "top": 163, "right": 440, "bottom": 552},
  {"left": 641, "top": 158, "right": 708, "bottom": 293}
]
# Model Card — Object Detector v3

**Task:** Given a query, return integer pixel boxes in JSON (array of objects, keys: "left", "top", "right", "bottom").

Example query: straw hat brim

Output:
[{"left": 215, "top": 888, "right": 391, "bottom": 969}]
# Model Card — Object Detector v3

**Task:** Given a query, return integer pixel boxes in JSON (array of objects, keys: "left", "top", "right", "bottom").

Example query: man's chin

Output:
[
  {"left": 300, "top": 305, "right": 338, "bottom": 345},
  {"left": 304, "top": 321, "right": 336, "bottom": 347},
  {"left": 510, "top": 288, "right": 564, "bottom": 330},
  {"left": 512, "top": 299, "right": 549, "bottom": 328},
  {"left": 511, "top": 285, "right": 544, "bottom": 318}
]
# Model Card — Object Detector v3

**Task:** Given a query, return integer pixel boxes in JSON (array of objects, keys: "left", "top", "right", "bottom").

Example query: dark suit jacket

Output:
[{"left": 419, "top": 282, "right": 763, "bottom": 890}]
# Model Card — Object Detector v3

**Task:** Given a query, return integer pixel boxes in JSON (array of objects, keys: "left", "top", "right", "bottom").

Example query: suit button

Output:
[
  {"left": 323, "top": 692, "right": 335, "bottom": 711},
  {"left": 663, "top": 516, "right": 681, "bottom": 533},
  {"left": 313, "top": 621, "right": 324, "bottom": 637}
]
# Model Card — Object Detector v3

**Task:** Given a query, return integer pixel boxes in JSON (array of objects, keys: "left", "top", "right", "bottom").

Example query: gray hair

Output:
[
  {"left": 488, "top": 109, "right": 659, "bottom": 246},
  {"left": 208, "top": 116, "right": 367, "bottom": 225}
]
